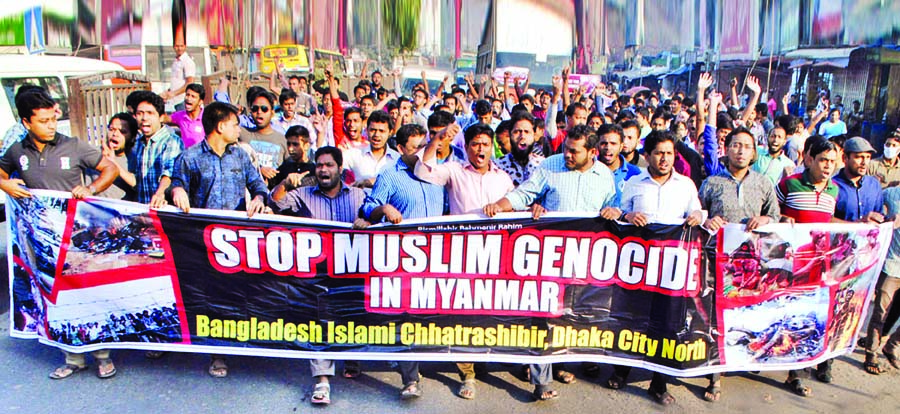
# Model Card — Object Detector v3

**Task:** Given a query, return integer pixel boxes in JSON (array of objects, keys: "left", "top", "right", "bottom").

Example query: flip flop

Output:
[
  {"left": 605, "top": 373, "right": 625, "bottom": 390},
  {"left": 311, "top": 382, "right": 331, "bottom": 405},
  {"left": 97, "top": 358, "right": 117, "bottom": 379},
  {"left": 208, "top": 358, "right": 228, "bottom": 378},
  {"left": 49, "top": 364, "right": 88, "bottom": 380},
  {"left": 703, "top": 383, "right": 721, "bottom": 402},
  {"left": 864, "top": 359, "right": 884, "bottom": 375},
  {"left": 400, "top": 381, "right": 423, "bottom": 400},
  {"left": 458, "top": 379, "right": 476, "bottom": 400},
  {"left": 554, "top": 369, "right": 576, "bottom": 384},
  {"left": 648, "top": 389, "right": 675, "bottom": 405},
  {"left": 532, "top": 385, "right": 559, "bottom": 401},
  {"left": 342, "top": 363, "right": 361, "bottom": 379},
  {"left": 785, "top": 378, "right": 811, "bottom": 397}
]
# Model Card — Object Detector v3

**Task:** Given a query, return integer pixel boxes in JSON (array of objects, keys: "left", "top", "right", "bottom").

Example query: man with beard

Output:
[
  {"left": 600, "top": 130, "right": 703, "bottom": 406},
  {"left": 169, "top": 83, "right": 206, "bottom": 148},
  {"left": 239, "top": 90, "right": 288, "bottom": 185},
  {"left": 619, "top": 120, "right": 647, "bottom": 168},
  {"left": 596, "top": 123, "right": 641, "bottom": 205},
  {"left": 752, "top": 125, "right": 795, "bottom": 185},
  {"left": 820, "top": 137, "right": 884, "bottom": 381},
  {"left": 342, "top": 110, "right": 400, "bottom": 189},
  {"left": 269, "top": 146, "right": 366, "bottom": 406},
  {"left": 495, "top": 111, "right": 544, "bottom": 186},
  {"left": 698, "top": 126, "right": 781, "bottom": 402},
  {"left": 483, "top": 125, "right": 617, "bottom": 401}
]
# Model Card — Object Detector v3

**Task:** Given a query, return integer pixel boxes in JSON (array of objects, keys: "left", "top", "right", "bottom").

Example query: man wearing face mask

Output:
[{"left": 870, "top": 132, "right": 900, "bottom": 188}]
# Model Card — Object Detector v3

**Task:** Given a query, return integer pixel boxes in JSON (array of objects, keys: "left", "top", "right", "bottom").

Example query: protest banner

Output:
[{"left": 6, "top": 191, "right": 889, "bottom": 376}]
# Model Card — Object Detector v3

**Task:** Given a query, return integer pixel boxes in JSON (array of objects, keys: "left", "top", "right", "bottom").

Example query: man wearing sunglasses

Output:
[{"left": 239, "top": 90, "right": 288, "bottom": 185}]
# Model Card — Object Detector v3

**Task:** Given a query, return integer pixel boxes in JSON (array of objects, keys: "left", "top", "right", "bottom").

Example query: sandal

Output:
[
  {"left": 342, "top": 362, "right": 361, "bottom": 379},
  {"left": 208, "top": 358, "right": 228, "bottom": 378},
  {"left": 864, "top": 359, "right": 884, "bottom": 375},
  {"left": 311, "top": 382, "right": 331, "bottom": 405},
  {"left": 648, "top": 389, "right": 676, "bottom": 405},
  {"left": 703, "top": 383, "right": 721, "bottom": 402},
  {"left": 554, "top": 369, "right": 576, "bottom": 384},
  {"left": 785, "top": 378, "right": 811, "bottom": 397},
  {"left": 582, "top": 363, "right": 601, "bottom": 378},
  {"left": 97, "top": 358, "right": 117, "bottom": 379},
  {"left": 605, "top": 373, "right": 625, "bottom": 390},
  {"left": 458, "top": 379, "right": 476, "bottom": 400},
  {"left": 400, "top": 381, "right": 423, "bottom": 400},
  {"left": 532, "top": 385, "right": 559, "bottom": 401},
  {"left": 145, "top": 351, "right": 166, "bottom": 359},
  {"left": 49, "top": 364, "right": 87, "bottom": 380}
]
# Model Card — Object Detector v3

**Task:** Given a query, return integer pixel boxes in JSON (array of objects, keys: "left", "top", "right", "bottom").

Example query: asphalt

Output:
[{"left": 1, "top": 227, "right": 899, "bottom": 413}]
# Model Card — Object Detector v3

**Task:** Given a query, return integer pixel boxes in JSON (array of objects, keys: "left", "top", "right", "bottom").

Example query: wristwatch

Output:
[{"left": 89, "top": 185, "right": 97, "bottom": 195}]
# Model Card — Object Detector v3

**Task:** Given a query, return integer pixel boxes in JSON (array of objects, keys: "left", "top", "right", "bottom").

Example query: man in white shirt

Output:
[
  {"left": 342, "top": 110, "right": 399, "bottom": 188},
  {"left": 600, "top": 130, "right": 703, "bottom": 406},
  {"left": 161, "top": 40, "right": 197, "bottom": 111}
]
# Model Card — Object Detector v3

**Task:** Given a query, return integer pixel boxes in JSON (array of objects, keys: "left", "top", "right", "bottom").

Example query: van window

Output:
[{"left": 1, "top": 77, "right": 69, "bottom": 121}]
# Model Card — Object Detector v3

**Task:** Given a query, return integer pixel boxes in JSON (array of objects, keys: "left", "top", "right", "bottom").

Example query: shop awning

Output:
[
  {"left": 783, "top": 47, "right": 861, "bottom": 69},
  {"left": 613, "top": 66, "right": 670, "bottom": 80},
  {"left": 659, "top": 64, "right": 694, "bottom": 78}
]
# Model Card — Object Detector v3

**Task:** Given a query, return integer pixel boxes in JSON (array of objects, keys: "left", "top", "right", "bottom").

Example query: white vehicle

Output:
[
  {"left": 398, "top": 67, "right": 452, "bottom": 97},
  {"left": 0, "top": 55, "right": 126, "bottom": 215},
  {"left": 0, "top": 55, "right": 126, "bottom": 138}
]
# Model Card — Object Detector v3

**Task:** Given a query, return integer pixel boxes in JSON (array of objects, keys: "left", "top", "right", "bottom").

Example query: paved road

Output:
[{"left": 0, "top": 227, "right": 899, "bottom": 413}]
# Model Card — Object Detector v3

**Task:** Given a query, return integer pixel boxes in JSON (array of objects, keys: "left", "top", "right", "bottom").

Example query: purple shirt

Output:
[{"left": 170, "top": 109, "right": 205, "bottom": 148}]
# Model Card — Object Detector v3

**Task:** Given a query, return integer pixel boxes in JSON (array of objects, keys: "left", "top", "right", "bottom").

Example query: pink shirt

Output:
[
  {"left": 415, "top": 159, "right": 514, "bottom": 216},
  {"left": 171, "top": 109, "right": 205, "bottom": 148}
]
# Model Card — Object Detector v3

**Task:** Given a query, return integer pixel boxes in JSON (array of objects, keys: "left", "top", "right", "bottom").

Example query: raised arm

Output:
[
  {"left": 740, "top": 76, "right": 762, "bottom": 124},
  {"left": 696, "top": 73, "right": 713, "bottom": 143},
  {"left": 545, "top": 74, "right": 562, "bottom": 139}
]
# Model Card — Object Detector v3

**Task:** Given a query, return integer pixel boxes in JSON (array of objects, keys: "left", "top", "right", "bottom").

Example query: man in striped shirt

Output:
[
  {"left": 775, "top": 135, "right": 839, "bottom": 397},
  {"left": 777, "top": 136, "right": 839, "bottom": 224},
  {"left": 268, "top": 145, "right": 366, "bottom": 406}
]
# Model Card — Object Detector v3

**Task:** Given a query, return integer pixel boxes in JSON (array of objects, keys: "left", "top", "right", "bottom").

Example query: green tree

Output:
[{"left": 382, "top": 0, "right": 420, "bottom": 53}]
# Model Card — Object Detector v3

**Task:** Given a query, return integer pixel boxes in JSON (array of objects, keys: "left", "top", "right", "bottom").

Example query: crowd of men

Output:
[{"left": 2, "top": 54, "right": 900, "bottom": 406}]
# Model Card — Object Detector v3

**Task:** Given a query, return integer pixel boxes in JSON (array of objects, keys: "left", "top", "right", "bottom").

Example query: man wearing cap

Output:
[
  {"left": 818, "top": 136, "right": 885, "bottom": 384},
  {"left": 833, "top": 137, "right": 885, "bottom": 226}
]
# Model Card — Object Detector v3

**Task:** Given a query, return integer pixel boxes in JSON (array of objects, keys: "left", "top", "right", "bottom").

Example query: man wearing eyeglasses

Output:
[{"left": 239, "top": 90, "right": 288, "bottom": 185}]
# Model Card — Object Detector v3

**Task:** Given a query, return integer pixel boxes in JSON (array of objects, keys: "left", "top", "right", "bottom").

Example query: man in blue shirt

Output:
[
  {"left": 817, "top": 136, "right": 885, "bottom": 384},
  {"left": 170, "top": 101, "right": 268, "bottom": 215},
  {"left": 596, "top": 123, "right": 642, "bottom": 205},
  {"left": 170, "top": 102, "right": 268, "bottom": 380},
  {"left": 832, "top": 137, "right": 884, "bottom": 224},
  {"left": 358, "top": 123, "right": 444, "bottom": 400}
]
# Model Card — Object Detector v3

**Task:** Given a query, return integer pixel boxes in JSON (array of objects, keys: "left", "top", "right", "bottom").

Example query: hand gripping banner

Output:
[{"left": 6, "top": 191, "right": 890, "bottom": 376}]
